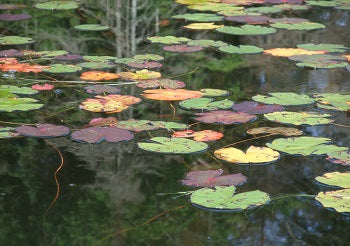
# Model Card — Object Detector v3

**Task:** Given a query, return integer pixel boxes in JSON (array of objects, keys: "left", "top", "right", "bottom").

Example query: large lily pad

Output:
[
  {"left": 266, "top": 137, "right": 348, "bottom": 156},
  {"left": 264, "top": 111, "right": 333, "bottom": 126},
  {"left": 297, "top": 44, "right": 349, "bottom": 53},
  {"left": 43, "top": 64, "right": 82, "bottom": 74},
  {"left": 0, "top": 97, "right": 43, "bottom": 112},
  {"left": 194, "top": 110, "right": 257, "bottom": 124},
  {"left": 190, "top": 186, "right": 270, "bottom": 211},
  {"left": 232, "top": 101, "right": 284, "bottom": 114},
  {"left": 71, "top": 127, "right": 134, "bottom": 144},
  {"left": 180, "top": 98, "right": 234, "bottom": 111},
  {"left": 252, "top": 93, "right": 315, "bottom": 106},
  {"left": 147, "top": 36, "right": 191, "bottom": 44},
  {"left": 16, "top": 124, "right": 70, "bottom": 138},
  {"left": 137, "top": 137, "right": 208, "bottom": 154},
  {"left": 316, "top": 189, "right": 350, "bottom": 213},
  {"left": 116, "top": 120, "right": 187, "bottom": 132},
  {"left": 216, "top": 25, "right": 277, "bottom": 35},
  {"left": 214, "top": 146, "right": 280, "bottom": 164},
  {"left": 142, "top": 89, "right": 202, "bottom": 101},
  {"left": 0, "top": 36, "right": 35, "bottom": 45},
  {"left": 314, "top": 93, "right": 350, "bottom": 112},
  {"left": 270, "top": 22, "right": 326, "bottom": 30},
  {"left": 247, "top": 127, "right": 303, "bottom": 137},
  {"left": 172, "top": 130, "right": 224, "bottom": 142},
  {"left": 219, "top": 45, "right": 263, "bottom": 54},
  {"left": 173, "top": 13, "right": 223, "bottom": 22},
  {"left": 316, "top": 172, "right": 350, "bottom": 188},
  {"left": 34, "top": 1, "right": 79, "bottom": 10},
  {"left": 74, "top": 24, "right": 110, "bottom": 31},
  {"left": 181, "top": 169, "right": 247, "bottom": 187},
  {"left": 327, "top": 151, "right": 350, "bottom": 166}
]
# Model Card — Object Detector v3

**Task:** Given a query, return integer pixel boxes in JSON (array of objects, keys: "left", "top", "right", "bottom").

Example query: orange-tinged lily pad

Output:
[
  {"left": 80, "top": 70, "right": 119, "bottom": 81},
  {"left": 264, "top": 48, "right": 326, "bottom": 57},
  {"left": 142, "top": 89, "right": 203, "bottom": 101},
  {"left": 0, "top": 63, "right": 49, "bottom": 73},
  {"left": 118, "top": 69, "right": 161, "bottom": 80},
  {"left": 183, "top": 22, "right": 224, "bottom": 30},
  {"left": 172, "top": 130, "right": 223, "bottom": 142}
]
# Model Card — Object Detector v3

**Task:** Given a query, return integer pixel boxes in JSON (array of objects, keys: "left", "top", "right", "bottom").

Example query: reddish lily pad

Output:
[
  {"left": 232, "top": 101, "right": 284, "bottom": 114},
  {"left": 16, "top": 124, "right": 70, "bottom": 138},
  {"left": 181, "top": 169, "right": 247, "bottom": 187},
  {"left": 136, "top": 78, "right": 186, "bottom": 89},
  {"left": 225, "top": 15, "right": 271, "bottom": 24},
  {"left": 142, "top": 89, "right": 203, "bottom": 101},
  {"left": 86, "top": 117, "right": 118, "bottom": 127},
  {"left": 80, "top": 71, "right": 119, "bottom": 81},
  {"left": 71, "top": 127, "right": 134, "bottom": 144},
  {"left": 84, "top": 85, "right": 121, "bottom": 94},
  {"left": 0, "top": 14, "right": 31, "bottom": 21},
  {"left": 172, "top": 130, "right": 224, "bottom": 142},
  {"left": 0, "top": 49, "right": 23, "bottom": 57},
  {"left": 194, "top": 110, "right": 257, "bottom": 124},
  {"left": 31, "top": 84, "right": 54, "bottom": 91},
  {"left": 127, "top": 61, "right": 163, "bottom": 69},
  {"left": 163, "top": 45, "right": 204, "bottom": 53}
]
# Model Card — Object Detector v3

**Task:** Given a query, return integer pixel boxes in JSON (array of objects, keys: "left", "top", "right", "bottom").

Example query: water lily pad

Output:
[
  {"left": 232, "top": 101, "right": 284, "bottom": 114},
  {"left": 74, "top": 24, "right": 110, "bottom": 31},
  {"left": 116, "top": 120, "right": 187, "bottom": 132},
  {"left": 270, "top": 17, "right": 309, "bottom": 24},
  {"left": 133, "top": 54, "right": 164, "bottom": 61},
  {"left": 266, "top": 136, "right": 348, "bottom": 156},
  {"left": 147, "top": 36, "right": 191, "bottom": 44},
  {"left": 188, "top": 3, "right": 243, "bottom": 12},
  {"left": 34, "top": 1, "right": 79, "bottom": 10},
  {"left": 0, "top": 36, "right": 35, "bottom": 45},
  {"left": 78, "top": 62, "right": 114, "bottom": 70},
  {"left": 142, "top": 89, "right": 202, "bottom": 101},
  {"left": 32, "top": 84, "right": 54, "bottom": 91},
  {"left": 71, "top": 127, "right": 134, "bottom": 144},
  {"left": 306, "top": 0, "right": 341, "bottom": 7},
  {"left": 0, "top": 63, "right": 49, "bottom": 73},
  {"left": 0, "top": 14, "right": 31, "bottom": 21},
  {"left": 194, "top": 110, "right": 257, "bottom": 124},
  {"left": 187, "top": 40, "right": 228, "bottom": 48},
  {"left": 0, "top": 85, "right": 38, "bottom": 95},
  {"left": 264, "top": 48, "right": 326, "bottom": 57},
  {"left": 264, "top": 111, "right": 333, "bottom": 125},
  {"left": 0, "top": 49, "right": 23, "bottom": 57},
  {"left": 316, "top": 189, "right": 350, "bottom": 213},
  {"left": 54, "top": 54, "right": 83, "bottom": 61},
  {"left": 163, "top": 45, "right": 204, "bottom": 53},
  {"left": 79, "top": 94, "right": 141, "bottom": 113},
  {"left": 43, "top": 64, "right": 82, "bottom": 74},
  {"left": 0, "top": 4, "right": 26, "bottom": 10},
  {"left": 183, "top": 22, "right": 223, "bottom": 30},
  {"left": 247, "top": 127, "right": 303, "bottom": 136},
  {"left": 180, "top": 98, "right": 234, "bottom": 111},
  {"left": 225, "top": 15, "right": 271, "bottom": 24},
  {"left": 247, "top": 6, "right": 283, "bottom": 13},
  {"left": 314, "top": 93, "right": 350, "bottom": 111},
  {"left": 83, "top": 56, "right": 116, "bottom": 62},
  {"left": 289, "top": 54, "right": 348, "bottom": 69},
  {"left": 214, "top": 146, "right": 280, "bottom": 164},
  {"left": 190, "top": 187, "right": 270, "bottom": 211},
  {"left": 84, "top": 85, "right": 121, "bottom": 94},
  {"left": 0, "top": 97, "right": 43, "bottom": 112},
  {"left": 327, "top": 151, "right": 350, "bottom": 166},
  {"left": 16, "top": 124, "right": 70, "bottom": 138},
  {"left": 127, "top": 61, "right": 163, "bottom": 69},
  {"left": 36, "top": 50, "right": 68, "bottom": 57},
  {"left": 219, "top": 45, "right": 263, "bottom": 54},
  {"left": 80, "top": 71, "right": 119, "bottom": 81},
  {"left": 296, "top": 44, "right": 349, "bottom": 53},
  {"left": 173, "top": 13, "right": 223, "bottom": 22},
  {"left": 275, "top": 3, "right": 310, "bottom": 11},
  {"left": 252, "top": 93, "right": 315, "bottom": 106},
  {"left": 136, "top": 78, "right": 186, "bottom": 89},
  {"left": 85, "top": 117, "right": 118, "bottom": 127},
  {"left": 316, "top": 172, "right": 350, "bottom": 188},
  {"left": 216, "top": 25, "right": 277, "bottom": 35},
  {"left": 200, "top": 88, "right": 230, "bottom": 97},
  {"left": 137, "top": 137, "right": 208, "bottom": 154},
  {"left": 181, "top": 169, "right": 247, "bottom": 187},
  {"left": 0, "top": 127, "right": 19, "bottom": 138},
  {"left": 172, "top": 130, "right": 224, "bottom": 142},
  {"left": 270, "top": 22, "right": 325, "bottom": 30},
  {"left": 118, "top": 69, "right": 161, "bottom": 80}
]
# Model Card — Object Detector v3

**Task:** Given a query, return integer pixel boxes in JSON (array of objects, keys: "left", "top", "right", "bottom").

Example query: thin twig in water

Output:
[
  {"left": 206, "top": 152, "right": 224, "bottom": 169},
  {"left": 333, "top": 123, "right": 350, "bottom": 128},
  {"left": 169, "top": 101, "right": 176, "bottom": 120},
  {"left": 166, "top": 67, "right": 199, "bottom": 79},
  {"left": 215, "top": 133, "right": 276, "bottom": 151}
]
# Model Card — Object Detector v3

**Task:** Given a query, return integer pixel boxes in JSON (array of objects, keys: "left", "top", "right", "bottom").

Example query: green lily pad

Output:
[
  {"left": 0, "top": 36, "right": 35, "bottom": 45},
  {"left": 247, "top": 6, "right": 283, "bottom": 14},
  {"left": 34, "top": 1, "right": 79, "bottom": 10},
  {"left": 147, "top": 36, "right": 191, "bottom": 44},
  {"left": 83, "top": 56, "right": 116, "bottom": 62},
  {"left": 179, "top": 98, "right": 234, "bottom": 111},
  {"left": 74, "top": 24, "right": 110, "bottom": 31},
  {"left": 200, "top": 88, "right": 230, "bottom": 97},
  {"left": 264, "top": 111, "right": 333, "bottom": 125},
  {"left": 133, "top": 54, "right": 164, "bottom": 61},
  {"left": 77, "top": 62, "right": 114, "bottom": 69},
  {"left": 187, "top": 40, "right": 228, "bottom": 48},
  {"left": 0, "top": 85, "right": 38, "bottom": 95},
  {"left": 172, "top": 13, "right": 223, "bottom": 22},
  {"left": 43, "top": 64, "right": 82, "bottom": 74},
  {"left": 252, "top": 93, "right": 315, "bottom": 106},
  {"left": 114, "top": 57, "right": 142, "bottom": 64},
  {"left": 137, "top": 137, "right": 208, "bottom": 154},
  {"left": 314, "top": 93, "right": 350, "bottom": 111},
  {"left": 36, "top": 50, "right": 68, "bottom": 57},
  {"left": 297, "top": 44, "right": 349, "bottom": 53},
  {"left": 0, "top": 127, "right": 19, "bottom": 138},
  {"left": 190, "top": 186, "right": 270, "bottom": 211},
  {"left": 327, "top": 151, "right": 350, "bottom": 166},
  {"left": 0, "top": 97, "right": 43, "bottom": 112},
  {"left": 275, "top": 4, "right": 310, "bottom": 11},
  {"left": 316, "top": 172, "right": 350, "bottom": 188},
  {"left": 219, "top": 45, "right": 263, "bottom": 54},
  {"left": 306, "top": 0, "right": 341, "bottom": 7},
  {"left": 270, "top": 22, "right": 326, "bottom": 30},
  {"left": 188, "top": 3, "right": 243, "bottom": 12},
  {"left": 289, "top": 54, "right": 348, "bottom": 69},
  {"left": 116, "top": 120, "right": 187, "bottom": 132},
  {"left": 266, "top": 136, "right": 347, "bottom": 156},
  {"left": 316, "top": 189, "right": 350, "bottom": 213},
  {"left": 216, "top": 25, "right": 277, "bottom": 36}
]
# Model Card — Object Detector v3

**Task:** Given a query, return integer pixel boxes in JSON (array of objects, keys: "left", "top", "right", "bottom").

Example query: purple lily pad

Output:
[
  {"left": 269, "top": 18, "right": 309, "bottom": 24},
  {"left": 0, "top": 49, "right": 23, "bottom": 57},
  {"left": 226, "top": 15, "right": 271, "bottom": 24},
  {"left": 194, "top": 110, "right": 257, "bottom": 124},
  {"left": 232, "top": 101, "right": 284, "bottom": 114},
  {"left": 0, "top": 14, "right": 31, "bottom": 21},
  {"left": 181, "top": 169, "right": 247, "bottom": 188},
  {"left": 84, "top": 85, "right": 121, "bottom": 94},
  {"left": 136, "top": 78, "right": 186, "bottom": 89},
  {"left": 163, "top": 45, "right": 204, "bottom": 53},
  {"left": 71, "top": 127, "right": 134, "bottom": 144},
  {"left": 128, "top": 61, "right": 163, "bottom": 69},
  {"left": 54, "top": 54, "right": 83, "bottom": 61},
  {"left": 16, "top": 124, "right": 70, "bottom": 138}
]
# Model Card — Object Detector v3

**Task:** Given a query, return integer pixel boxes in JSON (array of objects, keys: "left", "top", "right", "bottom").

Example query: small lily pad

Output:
[
  {"left": 327, "top": 151, "right": 350, "bottom": 166},
  {"left": 116, "top": 120, "right": 187, "bottom": 132},
  {"left": 84, "top": 85, "right": 121, "bottom": 94},
  {"left": 0, "top": 97, "right": 43, "bottom": 112},
  {"left": 71, "top": 127, "right": 134, "bottom": 144},
  {"left": 118, "top": 69, "right": 161, "bottom": 80},
  {"left": 247, "top": 127, "right": 303, "bottom": 137},
  {"left": 314, "top": 93, "right": 350, "bottom": 111},
  {"left": 180, "top": 98, "right": 234, "bottom": 111},
  {"left": 163, "top": 45, "right": 204, "bottom": 53},
  {"left": 127, "top": 61, "right": 162, "bottom": 69},
  {"left": 142, "top": 89, "right": 203, "bottom": 101},
  {"left": 216, "top": 25, "right": 277, "bottom": 36},
  {"left": 172, "top": 130, "right": 224, "bottom": 142},
  {"left": 316, "top": 172, "right": 350, "bottom": 188},
  {"left": 43, "top": 64, "right": 82, "bottom": 74},
  {"left": 316, "top": 189, "right": 350, "bottom": 213},
  {"left": 136, "top": 78, "right": 186, "bottom": 89},
  {"left": 200, "top": 88, "right": 230, "bottom": 97},
  {"left": 183, "top": 23, "right": 223, "bottom": 30},
  {"left": 194, "top": 110, "right": 257, "bottom": 124},
  {"left": 78, "top": 62, "right": 114, "bottom": 70},
  {"left": 0, "top": 127, "right": 19, "bottom": 138},
  {"left": 0, "top": 85, "right": 38, "bottom": 95},
  {"left": 83, "top": 56, "right": 116, "bottom": 62},
  {"left": 225, "top": 15, "right": 271, "bottom": 24},
  {"left": 16, "top": 124, "right": 70, "bottom": 138},
  {"left": 297, "top": 44, "right": 349, "bottom": 53},
  {"left": 147, "top": 36, "right": 191, "bottom": 44},
  {"left": 133, "top": 54, "right": 164, "bottom": 61},
  {"left": 34, "top": 1, "right": 79, "bottom": 10},
  {"left": 187, "top": 40, "right": 228, "bottom": 48},
  {"left": 172, "top": 13, "right": 223, "bottom": 22},
  {"left": 232, "top": 101, "right": 284, "bottom": 114},
  {"left": 74, "top": 24, "right": 110, "bottom": 31},
  {"left": 0, "top": 36, "right": 35, "bottom": 45}
]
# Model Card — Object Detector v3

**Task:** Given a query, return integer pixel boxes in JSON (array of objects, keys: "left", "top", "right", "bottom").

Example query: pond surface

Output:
[{"left": 0, "top": 1, "right": 350, "bottom": 245}]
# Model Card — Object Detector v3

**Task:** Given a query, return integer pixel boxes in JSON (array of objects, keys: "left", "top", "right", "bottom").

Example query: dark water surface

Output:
[{"left": 0, "top": 1, "right": 350, "bottom": 245}]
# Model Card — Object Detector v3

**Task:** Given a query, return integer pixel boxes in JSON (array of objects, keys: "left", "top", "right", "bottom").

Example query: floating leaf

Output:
[
  {"left": 296, "top": 44, "right": 349, "bottom": 53},
  {"left": 118, "top": 69, "right": 161, "bottom": 80},
  {"left": 71, "top": 127, "right": 134, "bottom": 144},
  {"left": 54, "top": 54, "right": 83, "bottom": 61},
  {"left": 79, "top": 94, "right": 141, "bottom": 113},
  {"left": 127, "top": 61, "right": 163, "bottom": 69},
  {"left": 0, "top": 98, "right": 43, "bottom": 112},
  {"left": 114, "top": 57, "right": 142, "bottom": 64},
  {"left": 78, "top": 62, "right": 114, "bottom": 70},
  {"left": 225, "top": 15, "right": 271, "bottom": 24},
  {"left": 289, "top": 54, "right": 348, "bottom": 69},
  {"left": 0, "top": 63, "right": 49, "bottom": 73},
  {"left": 80, "top": 71, "right": 119, "bottom": 81},
  {"left": 180, "top": 98, "right": 234, "bottom": 111},
  {"left": 263, "top": 48, "right": 326, "bottom": 57},
  {"left": 84, "top": 85, "right": 121, "bottom": 94},
  {"left": 74, "top": 24, "right": 110, "bottom": 31},
  {"left": 188, "top": 3, "right": 243, "bottom": 12},
  {"left": 172, "top": 130, "right": 224, "bottom": 142},
  {"left": 0, "top": 49, "right": 23, "bottom": 57},
  {"left": 0, "top": 127, "right": 19, "bottom": 138},
  {"left": 0, "top": 4, "right": 26, "bottom": 10},
  {"left": 306, "top": 0, "right": 341, "bottom": 7},
  {"left": 266, "top": 137, "right": 348, "bottom": 156},
  {"left": 36, "top": 50, "right": 68, "bottom": 57},
  {"left": 247, "top": 127, "right": 303, "bottom": 136},
  {"left": 181, "top": 169, "right": 246, "bottom": 187},
  {"left": 264, "top": 111, "right": 333, "bottom": 126},
  {"left": 190, "top": 187, "right": 270, "bottom": 211},
  {"left": 314, "top": 93, "right": 350, "bottom": 111},
  {"left": 133, "top": 54, "right": 164, "bottom": 61},
  {"left": 0, "top": 36, "right": 35, "bottom": 45},
  {"left": 232, "top": 101, "right": 284, "bottom": 114},
  {"left": 200, "top": 88, "right": 230, "bottom": 97},
  {"left": 316, "top": 189, "right": 350, "bottom": 213},
  {"left": 214, "top": 146, "right": 280, "bottom": 164},
  {"left": 34, "top": 1, "right": 79, "bottom": 10},
  {"left": 187, "top": 40, "right": 228, "bottom": 48},
  {"left": 327, "top": 151, "right": 350, "bottom": 166},
  {"left": 16, "top": 124, "right": 70, "bottom": 138},
  {"left": 0, "top": 14, "right": 31, "bottom": 21},
  {"left": 219, "top": 45, "right": 263, "bottom": 54},
  {"left": 136, "top": 78, "right": 185, "bottom": 89},
  {"left": 163, "top": 45, "right": 204, "bottom": 53},
  {"left": 270, "top": 22, "right": 325, "bottom": 30},
  {"left": 183, "top": 22, "right": 223, "bottom": 30},
  {"left": 147, "top": 36, "right": 191, "bottom": 44},
  {"left": 173, "top": 13, "right": 223, "bottom": 22},
  {"left": 275, "top": 3, "right": 310, "bottom": 11},
  {"left": 137, "top": 137, "right": 208, "bottom": 154},
  {"left": 269, "top": 17, "right": 309, "bottom": 24},
  {"left": 316, "top": 172, "right": 350, "bottom": 188},
  {"left": 247, "top": 6, "right": 283, "bottom": 13},
  {"left": 116, "top": 120, "right": 187, "bottom": 132},
  {"left": 0, "top": 85, "right": 38, "bottom": 95},
  {"left": 86, "top": 117, "right": 118, "bottom": 127},
  {"left": 142, "top": 89, "right": 202, "bottom": 101},
  {"left": 194, "top": 110, "right": 256, "bottom": 124},
  {"left": 83, "top": 56, "right": 116, "bottom": 62},
  {"left": 43, "top": 64, "right": 82, "bottom": 74},
  {"left": 252, "top": 93, "right": 315, "bottom": 106},
  {"left": 31, "top": 84, "right": 54, "bottom": 91},
  {"left": 216, "top": 25, "right": 276, "bottom": 35}
]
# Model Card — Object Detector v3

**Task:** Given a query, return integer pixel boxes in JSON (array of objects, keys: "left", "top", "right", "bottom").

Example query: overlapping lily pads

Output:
[
  {"left": 252, "top": 93, "right": 315, "bottom": 106},
  {"left": 180, "top": 98, "right": 234, "bottom": 111},
  {"left": 84, "top": 85, "right": 121, "bottom": 94},
  {"left": 264, "top": 111, "right": 333, "bottom": 126},
  {"left": 0, "top": 127, "right": 19, "bottom": 138},
  {"left": 327, "top": 151, "right": 350, "bottom": 166},
  {"left": 194, "top": 110, "right": 257, "bottom": 124},
  {"left": 172, "top": 130, "right": 224, "bottom": 142},
  {"left": 71, "top": 127, "right": 134, "bottom": 144},
  {"left": 16, "top": 124, "right": 70, "bottom": 138},
  {"left": 118, "top": 69, "right": 161, "bottom": 80}
]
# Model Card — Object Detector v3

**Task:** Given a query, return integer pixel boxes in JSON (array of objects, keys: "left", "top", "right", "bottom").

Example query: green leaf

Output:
[
  {"left": 0, "top": 127, "right": 18, "bottom": 138},
  {"left": 306, "top": 0, "right": 341, "bottom": 7},
  {"left": 116, "top": 120, "right": 187, "bottom": 131},
  {"left": 190, "top": 186, "right": 270, "bottom": 211},
  {"left": 188, "top": 3, "right": 243, "bottom": 12},
  {"left": 270, "top": 22, "right": 325, "bottom": 30},
  {"left": 137, "top": 137, "right": 208, "bottom": 154},
  {"left": 247, "top": 6, "right": 283, "bottom": 14},
  {"left": 200, "top": 88, "right": 230, "bottom": 97},
  {"left": 252, "top": 92, "right": 315, "bottom": 106},
  {"left": 0, "top": 97, "right": 43, "bottom": 112},
  {"left": 147, "top": 36, "right": 191, "bottom": 44},
  {"left": 316, "top": 172, "right": 350, "bottom": 188},
  {"left": 216, "top": 25, "right": 277, "bottom": 36},
  {"left": 36, "top": 50, "right": 68, "bottom": 57},
  {"left": 0, "top": 36, "right": 35, "bottom": 45},
  {"left": 179, "top": 98, "right": 234, "bottom": 111},
  {"left": 219, "top": 45, "right": 263, "bottom": 54},
  {"left": 264, "top": 111, "right": 333, "bottom": 126},
  {"left": 133, "top": 54, "right": 164, "bottom": 61},
  {"left": 0, "top": 85, "right": 38, "bottom": 95},
  {"left": 77, "top": 62, "right": 114, "bottom": 69},
  {"left": 187, "top": 40, "right": 228, "bottom": 48},
  {"left": 314, "top": 93, "right": 350, "bottom": 111},
  {"left": 172, "top": 13, "right": 223, "bottom": 22},
  {"left": 74, "top": 24, "right": 110, "bottom": 31},
  {"left": 34, "top": 1, "right": 79, "bottom": 10},
  {"left": 83, "top": 56, "right": 116, "bottom": 62},
  {"left": 43, "top": 64, "right": 82, "bottom": 73},
  {"left": 266, "top": 136, "right": 348, "bottom": 156},
  {"left": 327, "top": 151, "right": 350, "bottom": 166},
  {"left": 316, "top": 189, "right": 350, "bottom": 213}
]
